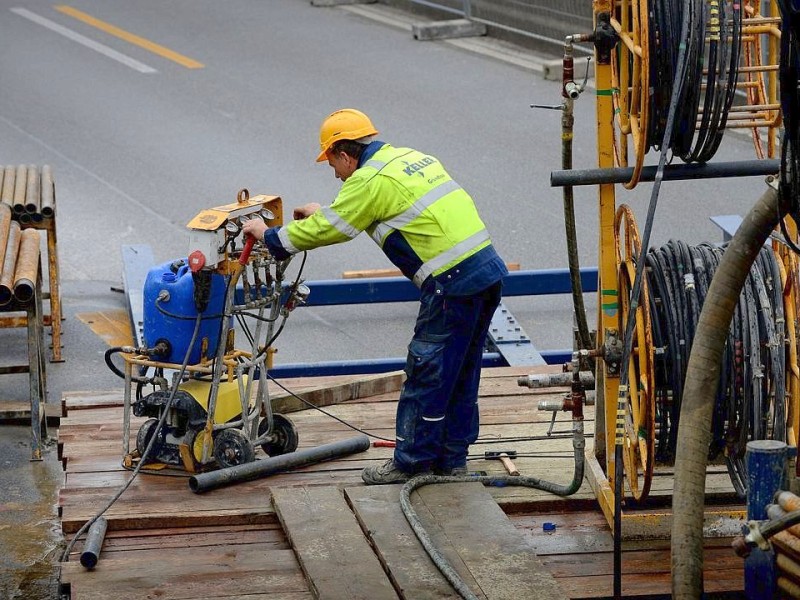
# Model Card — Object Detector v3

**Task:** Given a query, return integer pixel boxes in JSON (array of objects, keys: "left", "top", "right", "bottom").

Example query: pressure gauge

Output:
[
  {"left": 260, "top": 208, "right": 275, "bottom": 221},
  {"left": 225, "top": 221, "right": 240, "bottom": 236}
]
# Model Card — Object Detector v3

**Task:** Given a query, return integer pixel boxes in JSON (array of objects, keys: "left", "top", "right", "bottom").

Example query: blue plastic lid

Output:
[{"left": 543, "top": 522, "right": 556, "bottom": 532}]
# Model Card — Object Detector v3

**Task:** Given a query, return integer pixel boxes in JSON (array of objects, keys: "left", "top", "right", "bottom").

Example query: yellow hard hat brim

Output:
[{"left": 316, "top": 148, "right": 328, "bottom": 163}]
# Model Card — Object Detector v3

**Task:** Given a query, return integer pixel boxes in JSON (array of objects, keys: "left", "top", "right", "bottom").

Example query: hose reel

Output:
[
  {"left": 615, "top": 217, "right": 793, "bottom": 502},
  {"left": 583, "top": 0, "right": 792, "bottom": 508}
]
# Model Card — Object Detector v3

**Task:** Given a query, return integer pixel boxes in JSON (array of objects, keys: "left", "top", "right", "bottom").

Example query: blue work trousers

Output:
[{"left": 394, "top": 281, "right": 502, "bottom": 473}]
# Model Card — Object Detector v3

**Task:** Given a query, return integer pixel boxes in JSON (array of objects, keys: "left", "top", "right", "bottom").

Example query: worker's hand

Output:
[
  {"left": 242, "top": 218, "right": 268, "bottom": 241},
  {"left": 293, "top": 203, "right": 321, "bottom": 220}
]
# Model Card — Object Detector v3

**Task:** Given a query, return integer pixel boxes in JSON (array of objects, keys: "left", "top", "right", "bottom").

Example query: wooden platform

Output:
[{"left": 57, "top": 366, "right": 747, "bottom": 599}]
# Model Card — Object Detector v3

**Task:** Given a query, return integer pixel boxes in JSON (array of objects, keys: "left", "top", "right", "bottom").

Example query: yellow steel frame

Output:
[{"left": 589, "top": 0, "right": 792, "bottom": 535}]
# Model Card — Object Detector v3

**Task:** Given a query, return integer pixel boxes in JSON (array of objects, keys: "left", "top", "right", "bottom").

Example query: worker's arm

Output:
[{"left": 245, "top": 176, "right": 377, "bottom": 259}]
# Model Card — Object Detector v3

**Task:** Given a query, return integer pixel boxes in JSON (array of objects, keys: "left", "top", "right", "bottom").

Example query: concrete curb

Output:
[
  {"left": 412, "top": 18, "right": 487, "bottom": 41},
  {"left": 334, "top": 2, "right": 558, "bottom": 75}
]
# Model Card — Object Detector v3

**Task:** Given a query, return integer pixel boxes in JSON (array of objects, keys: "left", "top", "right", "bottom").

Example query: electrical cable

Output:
[
  {"left": 399, "top": 420, "right": 586, "bottom": 600},
  {"left": 61, "top": 314, "right": 202, "bottom": 562},
  {"left": 266, "top": 374, "right": 395, "bottom": 442}
]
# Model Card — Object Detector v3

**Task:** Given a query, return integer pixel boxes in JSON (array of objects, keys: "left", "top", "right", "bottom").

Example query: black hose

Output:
[
  {"left": 61, "top": 314, "right": 203, "bottom": 563},
  {"left": 399, "top": 420, "right": 586, "bottom": 600},
  {"left": 104, "top": 346, "right": 128, "bottom": 379}
]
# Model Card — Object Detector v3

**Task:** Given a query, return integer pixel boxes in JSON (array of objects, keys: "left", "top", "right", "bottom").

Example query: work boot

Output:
[{"left": 362, "top": 459, "right": 427, "bottom": 485}]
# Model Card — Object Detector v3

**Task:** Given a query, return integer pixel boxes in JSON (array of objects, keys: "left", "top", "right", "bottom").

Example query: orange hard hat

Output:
[{"left": 316, "top": 109, "right": 378, "bottom": 162}]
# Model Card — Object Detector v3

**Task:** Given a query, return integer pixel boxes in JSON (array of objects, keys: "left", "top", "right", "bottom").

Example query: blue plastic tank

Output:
[{"left": 142, "top": 258, "right": 230, "bottom": 364}]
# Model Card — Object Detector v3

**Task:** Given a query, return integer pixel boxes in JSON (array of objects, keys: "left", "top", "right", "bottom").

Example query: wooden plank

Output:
[
  {"left": 346, "top": 485, "right": 463, "bottom": 600},
  {"left": 271, "top": 485, "right": 399, "bottom": 600},
  {"left": 75, "top": 309, "right": 133, "bottom": 348},
  {"left": 61, "top": 372, "right": 404, "bottom": 415},
  {"left": 271, "top": 371, "right": 404, "bottom": 414},
  {"left": 61, "top": 547, "right": 309, "bottom": 600},
  {"left": 415, "top": 482, "right": 566, "bottom": 600},
  {"left": 0, "top": 399, "right": 63, "bottom": 423}
]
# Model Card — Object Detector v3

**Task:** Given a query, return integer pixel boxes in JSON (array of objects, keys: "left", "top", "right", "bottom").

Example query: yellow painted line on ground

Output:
[{"left": 55, "top": 5, "right": 204, "bottom": 69}]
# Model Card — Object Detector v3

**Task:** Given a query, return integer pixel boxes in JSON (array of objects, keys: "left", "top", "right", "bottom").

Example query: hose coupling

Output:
[{"left": 593, "top": 13, "right": 618, "bottom": 65}]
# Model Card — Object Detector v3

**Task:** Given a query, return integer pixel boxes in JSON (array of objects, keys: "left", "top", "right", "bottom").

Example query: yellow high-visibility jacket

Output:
[{"left": 266, "top": 143, "right": 505, "bottom": 292}]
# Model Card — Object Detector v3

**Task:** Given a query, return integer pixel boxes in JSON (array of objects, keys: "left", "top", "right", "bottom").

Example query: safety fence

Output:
[{"left": 387, "top": 0, "right": 594, "bottom": 53}]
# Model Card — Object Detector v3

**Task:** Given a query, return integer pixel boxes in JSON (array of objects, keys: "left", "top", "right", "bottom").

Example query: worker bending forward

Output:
[{"left": 243, "top": 109, "right": 506, "bottom": 484}]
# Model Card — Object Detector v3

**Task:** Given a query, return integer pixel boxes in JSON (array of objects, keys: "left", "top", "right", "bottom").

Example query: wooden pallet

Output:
[{"left": 58, "top": 366, "right": 747, "bottom": 598}]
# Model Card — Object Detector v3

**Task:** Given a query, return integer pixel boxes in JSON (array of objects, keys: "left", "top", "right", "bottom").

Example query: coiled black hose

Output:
[
  {"left": 644, "top": 240, "right": 787, "bottom": 495},
  {"left": 647, "top": 0, "right": 740, "bottom": 163}
]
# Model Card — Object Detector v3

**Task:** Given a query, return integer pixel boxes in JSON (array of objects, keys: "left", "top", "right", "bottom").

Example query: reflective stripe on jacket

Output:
[{"left": 272, "top": 144, "right": 493, "bottom": 287}]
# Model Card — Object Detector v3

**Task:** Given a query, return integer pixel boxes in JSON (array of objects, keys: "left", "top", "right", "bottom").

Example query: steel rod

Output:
[
  {"left": 0, "top": 204, "right": 11, "bottom": 270},
  {"left": 40, "top": 165, "right": 54, "bottom": 219},
  {"left": 13, "top": 228, "right": 40, "bottom": 304},
  {"left": 550, "top": 159, "right": 780, "bottom": 187},
  {"left": 0, "top": 166, "right": 14, "bottom": 208},
  {"left": 12, "top": 165, "right": 26, "bottom": 215},
  {"left": 79, "top": 517, "right": 107, "bottom": 570},
  {"left": 0, "top": 221, "right": 21, "bottom": 306},
  {"left": 24, "top": 165, "right": 41, "bottom": 223},
  {"left": 189, "top": 435, "right": 371, "bottom": 493}
]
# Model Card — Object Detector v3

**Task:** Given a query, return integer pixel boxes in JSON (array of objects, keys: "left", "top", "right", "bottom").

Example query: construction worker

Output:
[{"left": 242, "top": 109, "right": 507, "bottom": 484}]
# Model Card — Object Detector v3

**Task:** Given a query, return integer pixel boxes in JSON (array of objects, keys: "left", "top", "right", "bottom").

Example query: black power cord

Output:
[{"left": 61, "top": 314, "right": 202, "bottom": 562}]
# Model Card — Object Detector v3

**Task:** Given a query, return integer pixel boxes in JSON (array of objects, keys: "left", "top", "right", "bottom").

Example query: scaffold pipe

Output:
[{"left": 550, "top": 159, "right": 780, "bottom": 187}]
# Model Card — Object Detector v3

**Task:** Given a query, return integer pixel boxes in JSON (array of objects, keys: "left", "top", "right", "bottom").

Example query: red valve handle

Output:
[{"left": 239, "top": 234, "right": 255, "bottom": 265}]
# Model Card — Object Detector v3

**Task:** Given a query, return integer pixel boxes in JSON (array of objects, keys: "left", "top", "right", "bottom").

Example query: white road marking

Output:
[{"left": 10, "top": 7, "right": 157, "bottom": 74}]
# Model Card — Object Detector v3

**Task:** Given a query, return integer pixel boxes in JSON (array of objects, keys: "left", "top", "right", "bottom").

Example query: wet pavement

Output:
[
  {"left": 0, "top": 427, "right": 63, "bottom": 600},
  {"left": 0, "top": 280, "right": 129, "bottom": 600}
]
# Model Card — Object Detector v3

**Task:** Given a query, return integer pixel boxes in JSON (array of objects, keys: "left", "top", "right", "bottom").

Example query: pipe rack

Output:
[
  {"left": 0, "top": 165, "right": 64, "bottom": 362},
  {"left": 0, "top": 203, "right": 47, "bottom": 459}
]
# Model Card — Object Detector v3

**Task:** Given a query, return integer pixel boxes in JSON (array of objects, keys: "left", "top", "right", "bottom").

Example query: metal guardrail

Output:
[
  {"left": 268, "top": 267, "right": 599, "bottom": 377},
  {"left": 123, "top": 245, "right": 598, "bottom": 377},
  {"left": 397, "top": 0, "right": 594, "bottom": 54}
]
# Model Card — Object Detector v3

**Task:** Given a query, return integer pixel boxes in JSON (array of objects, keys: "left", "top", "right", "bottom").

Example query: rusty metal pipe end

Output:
[{"left": 13, "top": 278, "right": 34, "bottom": 304}]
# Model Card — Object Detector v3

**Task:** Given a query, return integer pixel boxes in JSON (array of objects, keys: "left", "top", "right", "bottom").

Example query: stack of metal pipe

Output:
[
  {"left": 0, "top": 164, "right": 55, "bottom": 225},
  {"left": 768, "top": 491, "right": 800, "bottom": 598},
  {"left": 0, "top": 202, "right": 41, "bottom": 307}
]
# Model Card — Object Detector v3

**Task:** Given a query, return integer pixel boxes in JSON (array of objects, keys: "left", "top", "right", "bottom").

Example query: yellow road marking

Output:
[{"left": 55, "top": 5, "right": 204, "bottom": 69}]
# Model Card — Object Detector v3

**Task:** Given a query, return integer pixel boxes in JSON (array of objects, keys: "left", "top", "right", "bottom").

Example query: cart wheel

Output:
[
  {"left": 185, "top": 428, "right": 214, "bottom": 466},
  {"left": 136, "top": 418, "right": 160, "bottom": 457},
  {"left": 213, "top": 429, "right": 255, "bottom": 468},
  {"left": 258, "top": 414, "right": 299, "bottom": 456}
]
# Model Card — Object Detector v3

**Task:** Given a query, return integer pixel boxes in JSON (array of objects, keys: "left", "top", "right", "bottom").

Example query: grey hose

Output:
[{"left": 399, "top": 420, "right": 585, "bottom": 599}]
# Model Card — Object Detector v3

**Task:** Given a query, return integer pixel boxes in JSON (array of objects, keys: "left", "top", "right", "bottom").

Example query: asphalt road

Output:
[
  {"left": 0, "top": 2, "right": 779, "bottom": 598},
  {"left": 0, "top": 0, "right": 773, "bottom": 376}
]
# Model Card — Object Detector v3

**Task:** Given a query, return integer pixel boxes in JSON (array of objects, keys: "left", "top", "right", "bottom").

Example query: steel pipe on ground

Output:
[
  {"left": 189, "top": 435, "right": 371, "bottom": 493},
  {"left": 13, "top": 228, "right": 40, "bottom": 304},
  {"left": 0, "top": 222, "right": 21, "bottom": 306},
  {"left": 79, "top": 517, "right": 107, "bottom": 570}
]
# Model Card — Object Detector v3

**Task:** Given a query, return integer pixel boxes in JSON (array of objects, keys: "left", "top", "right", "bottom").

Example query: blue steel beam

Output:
[
  {"left": 280, "top": 268, "right": 599, "bottom": 307},
  {"left": 267, "top": 349, "right": 572, "bottom": 378}
]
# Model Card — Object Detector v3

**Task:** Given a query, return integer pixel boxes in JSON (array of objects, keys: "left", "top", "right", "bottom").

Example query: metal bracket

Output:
[{"left": 485, "top": 302, "right": 546, "bottom": 366}]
